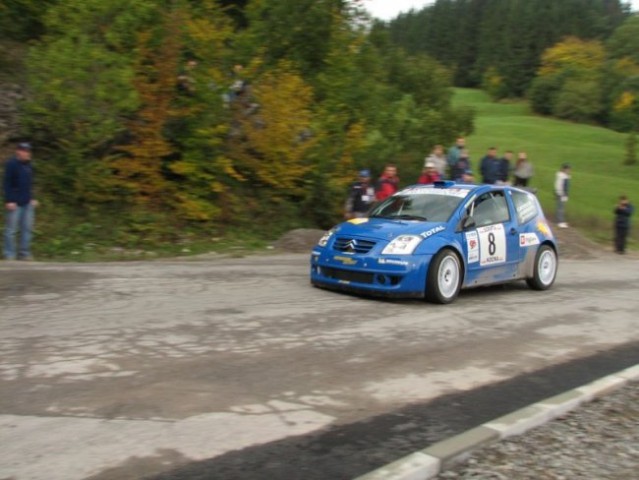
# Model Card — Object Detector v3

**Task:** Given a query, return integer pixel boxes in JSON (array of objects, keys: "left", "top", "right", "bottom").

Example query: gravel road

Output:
[{"left": 435, "top": 381, "right": 639, "bottom": 480}]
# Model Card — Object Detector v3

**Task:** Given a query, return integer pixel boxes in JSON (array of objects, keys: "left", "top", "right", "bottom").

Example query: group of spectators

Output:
[
  {"left": 418, "top": 137, "right": 535, "bottom": 187},
  {"left": 344, "top": 136, "right": 537, "bottom": 219},
  {"left": 343, "top": 137, "right": 633, "bottom": 253}
]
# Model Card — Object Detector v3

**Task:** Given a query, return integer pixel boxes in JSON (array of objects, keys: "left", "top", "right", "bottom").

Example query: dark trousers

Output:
[{"left": 614, "top": 226, "right": 628, "bottom": 253}]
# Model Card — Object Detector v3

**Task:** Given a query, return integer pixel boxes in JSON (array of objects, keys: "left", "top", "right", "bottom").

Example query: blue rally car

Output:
[{"left": 310, "top": 182, "right": 558, "bottom": 303}]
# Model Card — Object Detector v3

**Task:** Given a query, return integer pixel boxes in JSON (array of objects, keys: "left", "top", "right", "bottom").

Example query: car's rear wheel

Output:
[
  {"left": 526, "top": 244, "right": 557, "bottom": 290},
  {"left": 426, "top": 249, "right": 462, "bottom": 304}
]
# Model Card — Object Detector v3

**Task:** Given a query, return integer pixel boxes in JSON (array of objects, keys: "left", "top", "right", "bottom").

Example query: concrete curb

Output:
[{"left": 355, "top": 364, "right": 639, "bottom": 480}]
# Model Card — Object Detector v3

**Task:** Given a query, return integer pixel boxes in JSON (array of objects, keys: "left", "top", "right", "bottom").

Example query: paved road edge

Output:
[{"left": 355, "top": 363, "right": 639, "bottom": 480}]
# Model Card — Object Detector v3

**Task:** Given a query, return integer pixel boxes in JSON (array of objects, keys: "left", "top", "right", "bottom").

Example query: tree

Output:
[
  {"left": 529, "top": 37, "right": 606, "bottom": 122},
  {"left": 111, "top": 19, "right": 181, "bottom": 208},
  {"left": 228, "top": 63, "right": 317, "bottom": 197},
  {"left": 0, "top": 0, "right": 59, "bottom": 41},
  {"left": 607, "top": 15, "right": 639, "bottom": 64},
  {"left": 386, "top": 0, "right": 629, "bottom": 97}
]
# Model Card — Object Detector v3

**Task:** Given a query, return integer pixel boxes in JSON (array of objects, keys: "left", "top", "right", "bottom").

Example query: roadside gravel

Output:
[{"left": 435, "top": 381, "right": 639, "bottom": 480}]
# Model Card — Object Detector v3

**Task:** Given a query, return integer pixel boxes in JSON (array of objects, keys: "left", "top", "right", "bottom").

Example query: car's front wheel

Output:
[
  {"left": 526, "top": 244, "right": 558, "bottom": 290},
  {"left": 426, "top": 249, "right": 462, "bottom": 304}
]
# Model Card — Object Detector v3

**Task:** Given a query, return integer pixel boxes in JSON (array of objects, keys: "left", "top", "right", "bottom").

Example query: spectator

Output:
[
  {"left": 497, "top": 150, "right": 513, "bottom": 184},
  {"left": 513, "top": 152, "right": 534, "bottom": 187},
  {"left": 375, "top": 164, "right": 399, "bottom": 201},
  {"left": 447, "top": 137, "right": 465, "bottom": 172},
  {"left": 344, "top": 169, "right": 376, "bottom": 219},
  {"left": 424, "top": 145, "right": 447, "bottom": 178},
  {"left": 459, "top": 170, "right": 475, "bottom": 184},
  {"left": 613, "top": 195, "right": 634, "bottom": 254},
  {"left": 554, "top": 163, "right": 571, "bottom": 228},
  {"left": 3, "top": 142, "right": 38, "bottom": 261},
  {"left": 479, "top": 147, "right": 500, "bottom": 184},
  {"left": 177, "top": 59, "right": 198, "bottom": 94},
  {"left": 418, "top": 162, "right": 441, "bottom": 184},
  {"left": 451, "top": 148, "right": 472, "bottom": 182}
]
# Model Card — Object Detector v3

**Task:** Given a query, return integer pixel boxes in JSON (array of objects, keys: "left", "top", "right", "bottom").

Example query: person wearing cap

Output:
[
  {"left": 344, "top": 169, "right": 376, "bottom": 219},
  {"left": 554, "top": 163, "right": 571, "bottom": 228},
  {"left": 3, "top": 142, "right": 38, "bottom": 260},
  {"left": 417, "top": 161, "right": 441, "bottom": 184}
]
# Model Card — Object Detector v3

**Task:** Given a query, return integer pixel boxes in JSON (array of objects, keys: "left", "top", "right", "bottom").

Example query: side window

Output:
[
  {"left": 470, "top": 191, "right": 510, "bottom": 227},
  {"left": 511, "top": 190, "right": 538, "bottom": 225}
]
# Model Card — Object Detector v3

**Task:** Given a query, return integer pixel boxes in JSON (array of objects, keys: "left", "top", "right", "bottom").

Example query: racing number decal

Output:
[
  {"left": 477, "top": 224, "right": 506, "bottom": 266},
  {"left": 487, "top": 233, "right": 497, "bottom": 255}
]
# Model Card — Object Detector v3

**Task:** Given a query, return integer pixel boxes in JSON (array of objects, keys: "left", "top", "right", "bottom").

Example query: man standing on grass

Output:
[
  {"left": 613, "top": 195, "right": 633, "bottom": 254},
  {"left": 3, "top": 142, "right": 38, "bottom": 261},
  {"left": 447, "top": 137, "right": 465, "bottom": 172},
  {"left": 554, "top": 163, "right": 571, "bottom": 228},
  {"left": 479, "top": 147, "right": 500, "bottom": 184}
]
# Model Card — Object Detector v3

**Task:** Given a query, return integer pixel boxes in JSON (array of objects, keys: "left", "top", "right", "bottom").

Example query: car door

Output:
[{"left": 462, "top": 190, "right": 520, "bottom": 286}]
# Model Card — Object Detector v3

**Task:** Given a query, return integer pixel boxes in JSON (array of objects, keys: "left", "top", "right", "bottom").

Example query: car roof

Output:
[
  {"left": 397, "top": 182, "right": 534, "bottom": 196},
  {"left": 396, "top": 181, "right": 479, "bottom": 196}
]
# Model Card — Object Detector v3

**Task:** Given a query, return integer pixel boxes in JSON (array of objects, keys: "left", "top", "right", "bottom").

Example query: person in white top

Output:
[
  {"left": 554, "top": 163, "right": 571, "bottom": 228},
  {"left": 424, "top": 145, "right": 447, "bottom": 179}
]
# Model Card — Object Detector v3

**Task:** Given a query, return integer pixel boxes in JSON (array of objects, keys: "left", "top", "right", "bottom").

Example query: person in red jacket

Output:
[
  {"left": 375, "top": 164, "right": 399, "bottom": 201},
  {"left": 417, "top": 161, "right": 441, "bottom": 184}
]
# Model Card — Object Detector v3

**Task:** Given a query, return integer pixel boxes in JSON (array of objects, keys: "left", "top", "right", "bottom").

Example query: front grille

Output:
[
  {"left": 333, "top": 237, "right": 376, "bottom": 254},
  {"left": 320, "top": 267, "right": 374, "bottom": 284}
]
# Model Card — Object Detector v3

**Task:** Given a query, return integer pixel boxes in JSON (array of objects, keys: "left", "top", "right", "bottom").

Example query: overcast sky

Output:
[{"left": 364, "top": 0, "right": 639, "bottom": 21}]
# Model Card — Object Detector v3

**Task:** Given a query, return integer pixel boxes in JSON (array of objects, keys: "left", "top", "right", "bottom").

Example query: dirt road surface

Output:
[{"left": 1, "top": 245, "right": 638, "bottom": 479}]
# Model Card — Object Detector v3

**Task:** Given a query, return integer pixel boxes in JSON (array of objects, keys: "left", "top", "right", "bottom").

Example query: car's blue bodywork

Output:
[{"left": 310, "top": 182, "right": 557, "bottom": 299}]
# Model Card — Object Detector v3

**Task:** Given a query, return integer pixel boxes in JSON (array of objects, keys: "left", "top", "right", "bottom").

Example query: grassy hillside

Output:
[{"left": 453, "top": 88, "right": 638, "bottom": 247}]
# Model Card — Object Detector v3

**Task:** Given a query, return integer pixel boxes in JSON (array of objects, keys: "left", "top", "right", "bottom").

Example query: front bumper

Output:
[{"left": 309, "top": 249, "right": 432, "bottom": 298}]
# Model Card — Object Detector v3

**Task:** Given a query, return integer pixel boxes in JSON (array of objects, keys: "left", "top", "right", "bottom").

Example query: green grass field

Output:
[{"left": 453, "top": 88, "right": 638, "bottom": 247}]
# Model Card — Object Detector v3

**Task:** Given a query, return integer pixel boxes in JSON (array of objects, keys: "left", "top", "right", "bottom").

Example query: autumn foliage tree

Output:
[
  {"left": 228, "top": 64, "right": 316, "bottom": 197},
  {"left": 529, "top": 37, "right": 606, "bottom": 123},
  {"left": 111, "top": 19, "right": 181, "bottom": 208}
]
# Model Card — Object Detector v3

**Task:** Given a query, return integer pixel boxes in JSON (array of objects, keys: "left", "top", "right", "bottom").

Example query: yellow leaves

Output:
[
  {"left": 614, "top": 91, "right": 636, "bottom": 112},
  {"left": 229, "top": 63, "right": 316, "bottom": 195},
  {"left": 172, "top": 192, "right": 219, "bottom": 221},
  {"left": 611, "top": 57, "right": 639, "bottom": 77},
  {"left": 538, "top": 37, "right": 605, "bottom": 77},
  {"left": 216, "top": 155, "right": 246, "bottom": 182}
]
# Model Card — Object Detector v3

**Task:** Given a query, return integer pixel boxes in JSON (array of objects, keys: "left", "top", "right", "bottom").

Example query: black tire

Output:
[
  {"left": 526, "top": 244, "right": 558, "bottom": 290},
  {"left": 426, "top": 249, "right": 462, "bottom": 304}
]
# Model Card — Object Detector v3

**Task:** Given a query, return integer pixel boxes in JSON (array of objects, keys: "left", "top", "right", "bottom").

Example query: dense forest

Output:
[
  {"left": 0, "top": 0, "right": 473, "bottom": 252},
  {"left": 388, "top": 0, "right": 639, "bottom": 130}
]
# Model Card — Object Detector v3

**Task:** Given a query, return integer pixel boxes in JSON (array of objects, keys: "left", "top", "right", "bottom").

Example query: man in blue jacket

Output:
[
  {"left": 480, "top": 147, "right": 500, "bottom": 184},
  {"left": 3, "top": 142, "right": 37, "bottom": 260},
  {"left": 613, "top": 195, "right": 634, "bottom": 254}
]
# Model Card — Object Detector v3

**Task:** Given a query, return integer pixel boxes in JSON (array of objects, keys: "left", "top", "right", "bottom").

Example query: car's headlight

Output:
[
  {"left": 318, "top": 228, "right": 336, "bottom": 247},
  {"left": 382, "top": 235, "right": 423, "bottom": 255}
]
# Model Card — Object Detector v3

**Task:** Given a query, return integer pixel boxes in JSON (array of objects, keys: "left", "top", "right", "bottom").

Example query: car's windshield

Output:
[{"left": 370, "top": 187, "right": 470, "bottom": 223}]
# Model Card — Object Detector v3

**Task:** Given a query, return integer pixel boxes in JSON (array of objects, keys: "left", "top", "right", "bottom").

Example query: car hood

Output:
[{"left": 335, "top": 217, "right": 448, "bottom": 242}]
